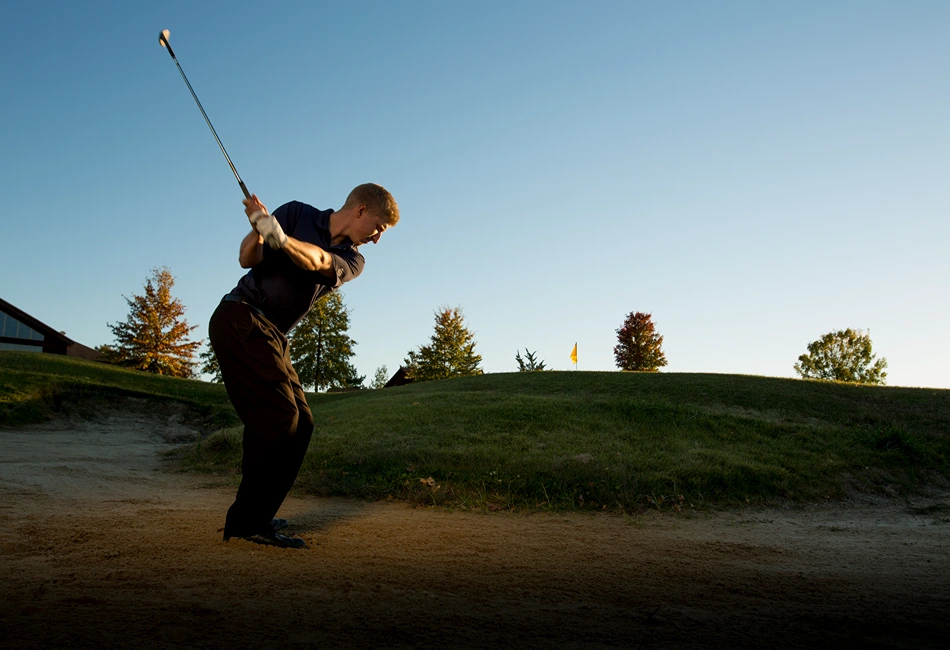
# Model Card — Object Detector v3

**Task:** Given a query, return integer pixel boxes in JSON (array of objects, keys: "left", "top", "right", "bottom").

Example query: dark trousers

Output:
[{"left": 208, "top": 300, "right": 314, "bottom": 539}]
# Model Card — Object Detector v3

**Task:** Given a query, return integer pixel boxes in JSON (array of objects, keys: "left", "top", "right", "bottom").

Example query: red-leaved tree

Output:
[{"left": 614, "top": 312, "right": 667, "bottom": 372}]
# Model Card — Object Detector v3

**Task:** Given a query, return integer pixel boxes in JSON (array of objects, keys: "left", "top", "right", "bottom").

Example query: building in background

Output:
[
  {"left": 0, "top": 298, "right": 100, "bottom": 361},
  {"left": 384, "top": 366, "right": 413, "bottom": 388}
]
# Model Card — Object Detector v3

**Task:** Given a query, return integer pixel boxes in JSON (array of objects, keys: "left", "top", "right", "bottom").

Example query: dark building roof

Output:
[
  {"left": 0, "top": 297, "right": 101, "bottom": 361},
  {"left": 384, "top": 366, "right": 413, "bottom": 388}
]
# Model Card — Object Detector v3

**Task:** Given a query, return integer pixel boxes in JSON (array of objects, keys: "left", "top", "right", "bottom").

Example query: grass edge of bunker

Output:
[{"left": 3, "top": 351, "right": 948, "bottom": 513}]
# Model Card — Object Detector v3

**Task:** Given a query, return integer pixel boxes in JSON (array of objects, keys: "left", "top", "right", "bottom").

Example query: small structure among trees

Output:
[
  {"left": 384, "top": 366, "right": 413, "bottom": 388},
  {"left": 289, "top": 291, "right": 364, "bottom": 391},
  {"left": 404, "top": 306, "right": 483, "bottom": 382},
  {"left": 614, "top": 311, "right": 667, "bottom": 372},
  {"left": 100, "top": 267, "right": 200, "bottom": 377},
  {"left": 794, "top": 328, "right": 887, "bottom": 385}
]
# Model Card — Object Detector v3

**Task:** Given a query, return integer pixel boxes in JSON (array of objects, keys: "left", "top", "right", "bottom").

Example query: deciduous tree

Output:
[
  {"left": 289, "top": 291, "right": 364, "bottom": 391},
  {"left": 371, "top": 365, "right": 390, "bottom": 389},
  {"left": 404, "top": 306, "right": 483, "bottom": 382},
  {"left": 614, "top": 311, "right": 667, "bottom": 372},
  {"left": 103, "top": 267, "right": 200, "bottom": 377},
  {"left": 794, "top": 328, "right": 887, "bottom": 385}
]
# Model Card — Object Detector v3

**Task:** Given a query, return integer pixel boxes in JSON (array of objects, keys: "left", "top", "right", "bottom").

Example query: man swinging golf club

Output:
[
  {"left": 209, "top": 185, "right": 399, "bottom": 548},
  {"left": 157, "top": 29, "right": 398, "bottom": 547}
]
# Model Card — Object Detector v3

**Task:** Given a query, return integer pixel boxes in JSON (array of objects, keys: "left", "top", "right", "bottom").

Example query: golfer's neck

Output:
[{"left": 328, "top": 211, "right": 350, "bottom": 246}]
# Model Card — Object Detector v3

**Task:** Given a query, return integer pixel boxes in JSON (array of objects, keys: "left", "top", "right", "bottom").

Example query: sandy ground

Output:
[{"left": 1, "top": 406, "right": 948, "bottom": 649}]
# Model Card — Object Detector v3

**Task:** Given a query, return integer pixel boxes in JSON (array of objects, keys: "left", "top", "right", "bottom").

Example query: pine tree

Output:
[
  {"left": 515, "top": 348, "right": 547, "bottom": 371},
  {"left": 199, "top": 345, "right": 223, "bottom": 383},
  {"left": 794, "top": 328, "right": 887, "bottom": 385},
  {"left": 289, "top": 291, "right": 364, "bottom": 391},
  {"left": 614, "top": 311, "right": 667, "bottom": 372},
  {"left": 404, "top": 306, "right": 483, "bottom": 382},
  {"left": 104, "top": 267, "right": 201, "bottom": 377}
]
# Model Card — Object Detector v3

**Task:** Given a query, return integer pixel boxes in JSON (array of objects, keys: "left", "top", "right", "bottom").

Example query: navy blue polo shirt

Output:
[{"left": 230, "top": 201, "right": 364, "bottom": 334}]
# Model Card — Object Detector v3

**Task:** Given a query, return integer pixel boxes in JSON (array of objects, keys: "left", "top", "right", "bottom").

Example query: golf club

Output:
[{"left": 158, "top": 29, "right": 250, "bottom": 199}]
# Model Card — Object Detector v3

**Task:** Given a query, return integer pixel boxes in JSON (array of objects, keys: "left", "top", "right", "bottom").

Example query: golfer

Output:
[{"left": 209, "top": 184, "right": 399, "bottom": 548}]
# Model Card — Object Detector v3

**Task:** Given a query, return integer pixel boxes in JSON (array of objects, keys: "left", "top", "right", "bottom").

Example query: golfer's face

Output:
[{"left": 356, "top": 212, "right": 389, "bottom": 245}]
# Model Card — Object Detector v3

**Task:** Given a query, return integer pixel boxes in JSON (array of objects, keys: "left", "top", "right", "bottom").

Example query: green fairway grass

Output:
[{"left": 2, "top": 351, "right": 948, "bottom": 511}]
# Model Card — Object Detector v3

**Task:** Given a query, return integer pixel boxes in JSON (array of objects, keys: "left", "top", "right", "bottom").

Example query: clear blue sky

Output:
[{"left": 3, "top": 1, "right": 948, "bottom": 388}]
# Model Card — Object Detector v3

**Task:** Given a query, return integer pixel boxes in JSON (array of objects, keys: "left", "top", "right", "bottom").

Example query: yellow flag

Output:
[{"left": 570, "top": 343, "right": 577, "bottom": 365}]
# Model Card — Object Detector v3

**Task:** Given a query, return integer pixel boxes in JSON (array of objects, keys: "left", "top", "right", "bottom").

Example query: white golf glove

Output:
[{"left": 249, "top": 211, "right": 288, "bottom": 249}]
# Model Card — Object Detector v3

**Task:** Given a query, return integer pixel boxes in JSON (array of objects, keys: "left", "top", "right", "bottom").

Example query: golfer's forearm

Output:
[
  {"left": 239, "top": 231, "right": 265, "bottom": 268},
  {"left": 281, "top": 237, "right": 335, "bottom": 277}
]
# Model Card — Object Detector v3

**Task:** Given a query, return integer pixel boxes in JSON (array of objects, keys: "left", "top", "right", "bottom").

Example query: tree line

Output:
[{"left": 99, "top": 267, "right": 889, "bottom": 388}]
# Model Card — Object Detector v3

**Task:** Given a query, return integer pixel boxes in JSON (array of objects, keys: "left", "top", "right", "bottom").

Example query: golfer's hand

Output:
[
  {"left": 243, "top": 194, "right": 269, "bottom": 231},
  {"left": 242, "top": 194, "right": 287, "bottom": 249},
  {"left": 256, "top": 214, "right": 288, "bottom": 250}
]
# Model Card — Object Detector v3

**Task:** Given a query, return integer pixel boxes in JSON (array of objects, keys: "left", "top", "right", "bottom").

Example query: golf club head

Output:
[{"left": 158, "top": 29, "right": 175, "bottom": 58}]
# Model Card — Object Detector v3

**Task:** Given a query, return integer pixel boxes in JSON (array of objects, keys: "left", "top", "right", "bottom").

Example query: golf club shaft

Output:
[{"left": 161, "top": 36, "right": 250, "bottom": 199}]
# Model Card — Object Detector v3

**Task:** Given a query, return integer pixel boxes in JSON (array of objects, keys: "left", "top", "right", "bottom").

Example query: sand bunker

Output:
[{"left": 1, "top": 404, "right": 948, "bottom": 648}]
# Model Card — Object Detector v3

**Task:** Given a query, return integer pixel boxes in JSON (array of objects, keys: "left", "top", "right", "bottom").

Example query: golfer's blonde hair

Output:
[{"left": 343, "top": 183, "right": 400, "bottom": 226}]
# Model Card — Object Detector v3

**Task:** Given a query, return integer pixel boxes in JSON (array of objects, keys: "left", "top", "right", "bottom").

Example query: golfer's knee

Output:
[{"left": 269, "top": 402, "right": 300, "bottom": 436}]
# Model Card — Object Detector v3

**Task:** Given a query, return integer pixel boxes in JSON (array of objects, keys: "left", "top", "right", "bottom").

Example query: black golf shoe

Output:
[{"left": 239, "top": 531, "right": 306, "bottom": 549}]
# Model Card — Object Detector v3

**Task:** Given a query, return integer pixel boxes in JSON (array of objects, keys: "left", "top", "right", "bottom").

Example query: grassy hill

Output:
[
  {"left": 0, "top": 351, "right": 236, "bottom": 428},
  {"left": 2, "top": 351, "right": 948, "bottom": 511}
]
